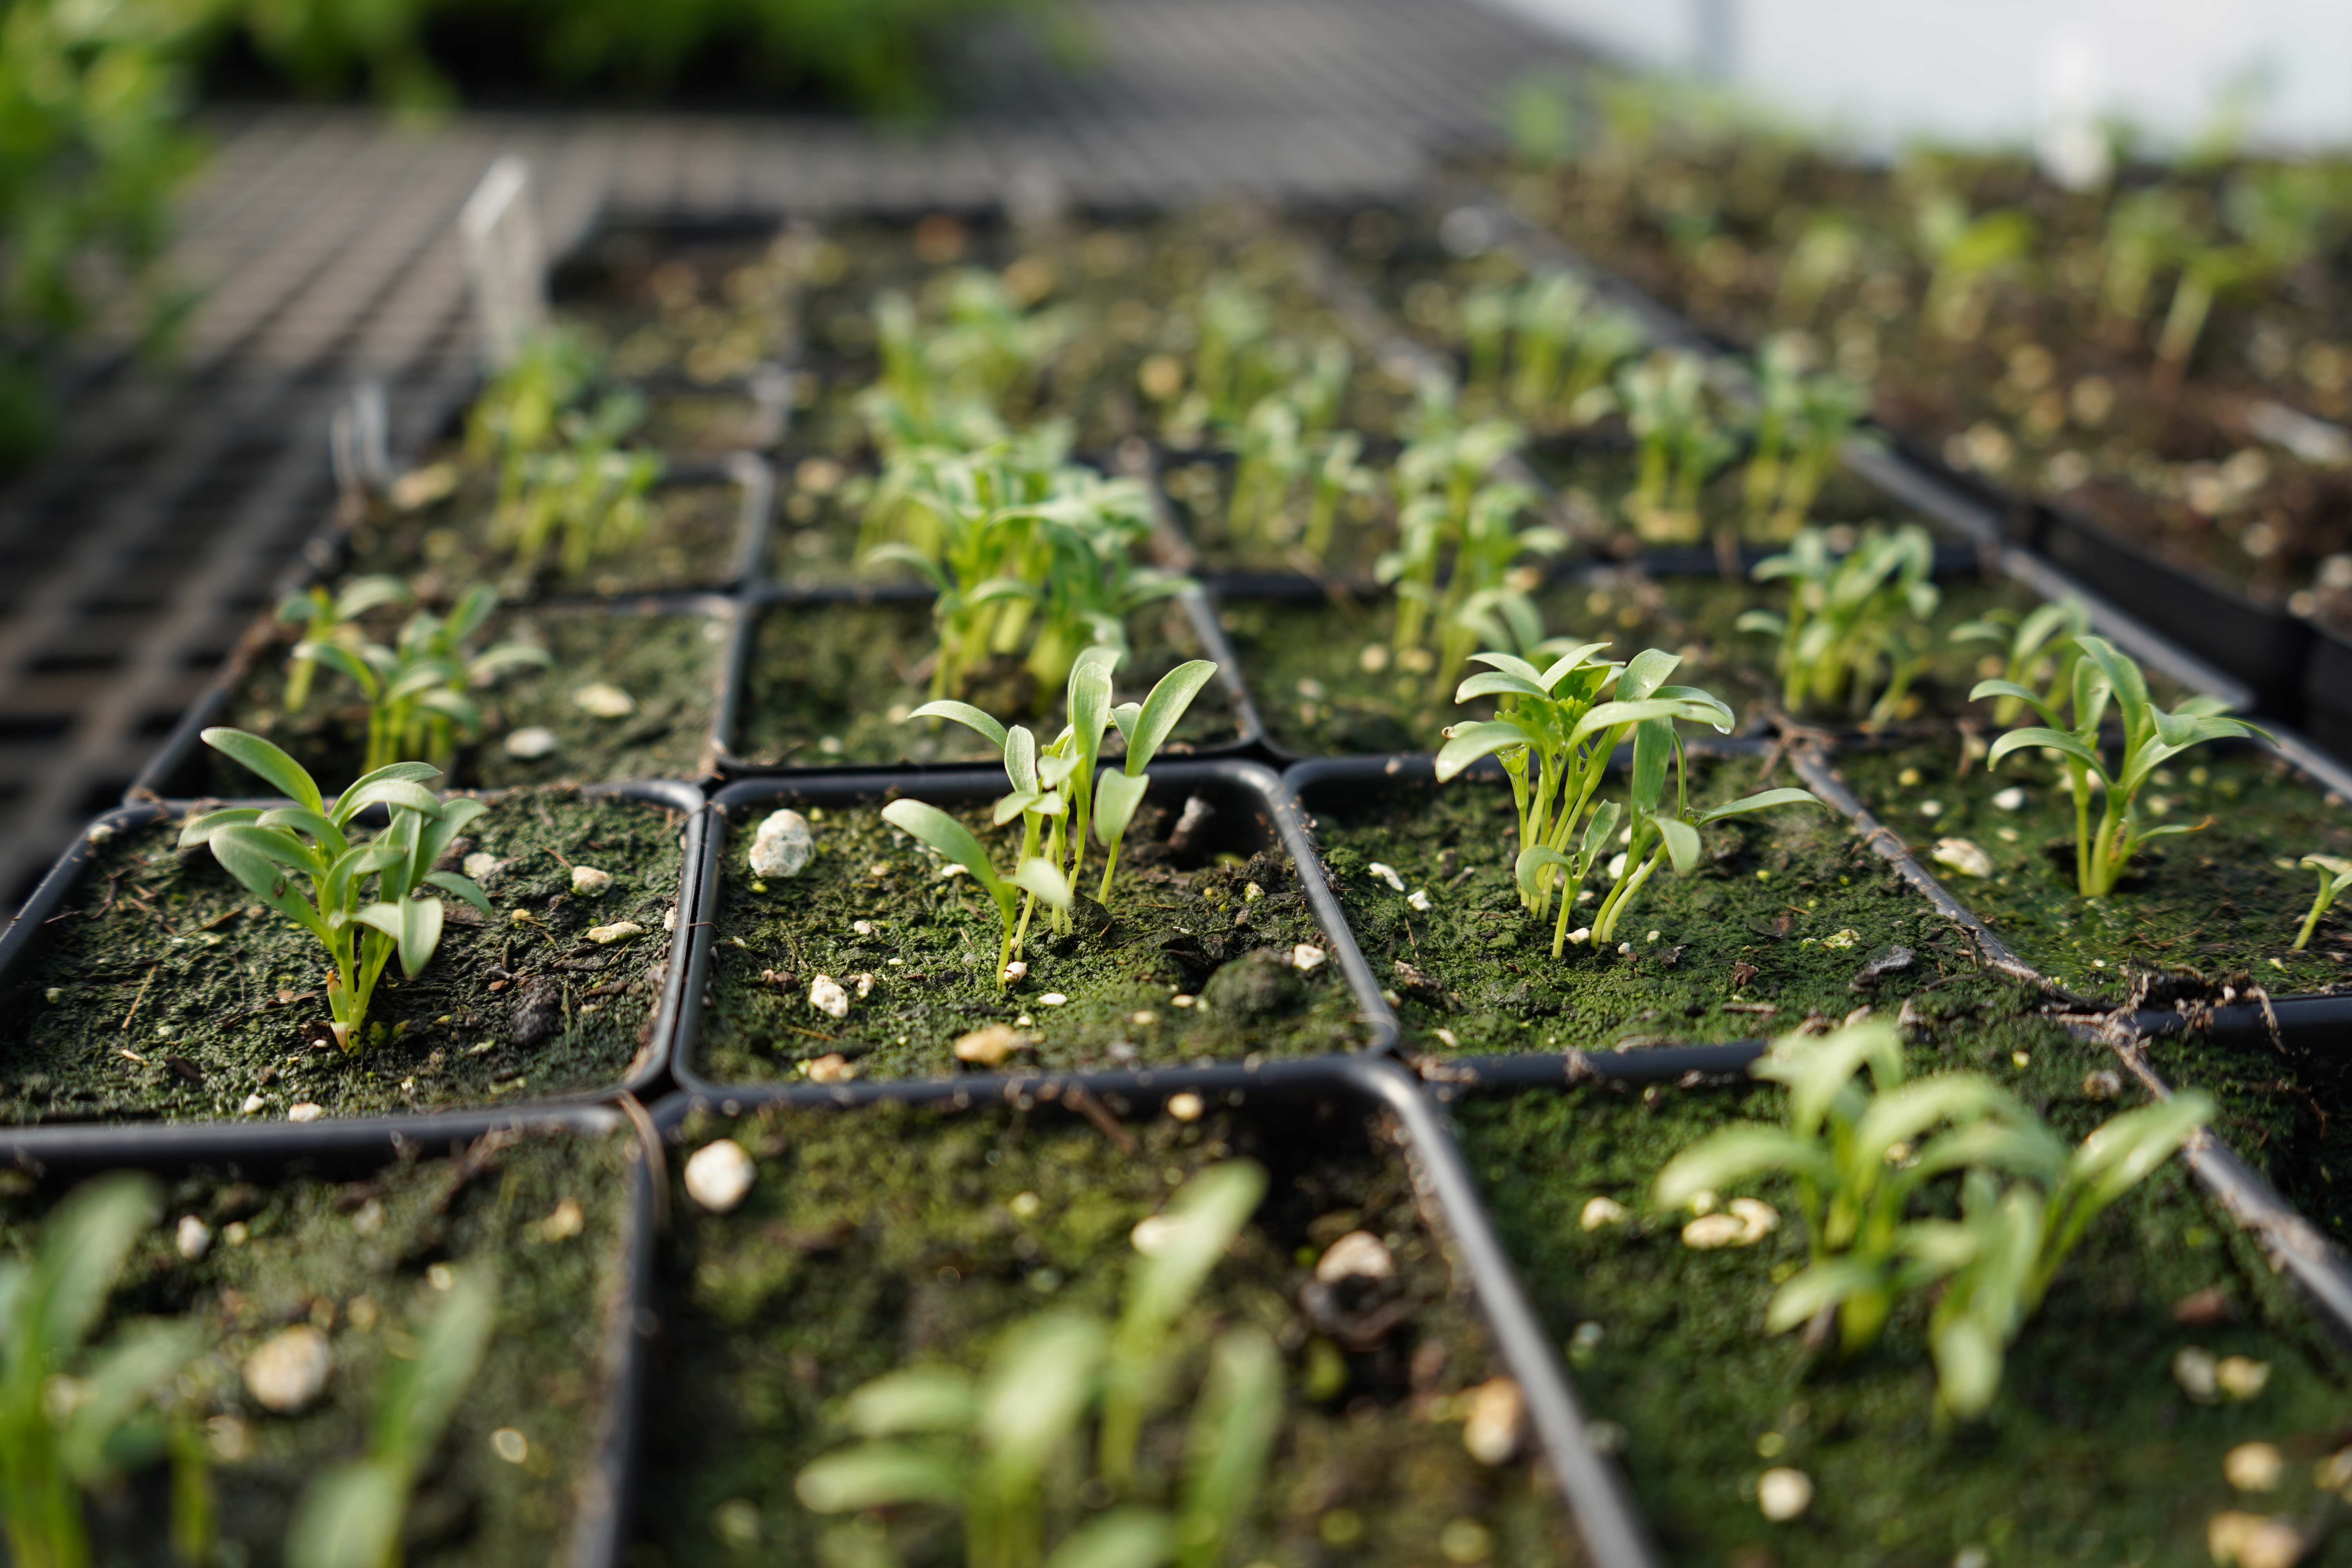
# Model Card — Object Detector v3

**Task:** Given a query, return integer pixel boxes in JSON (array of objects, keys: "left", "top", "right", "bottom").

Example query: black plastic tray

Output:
[
  {"left": 648, "top": 1054, "right": 1661, "bottom": 1568},
  {"left": 0, "top": 780, "right": 708, "bottom": 1157},
  {"left": 676, "top": 758, "right": 1393, "bottom": 1092}
]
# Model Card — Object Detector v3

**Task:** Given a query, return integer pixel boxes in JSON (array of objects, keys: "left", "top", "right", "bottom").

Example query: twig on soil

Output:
[
  {"left": 778, "top": 1023, "right": 839, "bottom": 1043},
  {"left": 1062, "top": 1084, "right": 1138, "bottom": 1154},
  {"left": 118, "top": 965, "right": 159, "bottom": 1033}
]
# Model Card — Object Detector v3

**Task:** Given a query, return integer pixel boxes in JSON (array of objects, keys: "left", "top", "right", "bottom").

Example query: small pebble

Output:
[
  {"left": 540, "top": 1199, "right": 584, "bottom": 1242},
  {"left": 42, "top": 987, "right": 60, "bottom": 1004},
  {"left": 1407, "top": 888, "right": 1433, "bottom": 911},
  {"left": 504, "top": 727, "right": 559, "bottom": 760},
  {"left": 1367, "top": 862, "right": 1406, "bottom": 892},
  {"left": 1821, "top": 929, "right": 1860, "bottom": 949},
  {"left": 241, "top": 1093, "right": 266, "bottom": 1115},
  {"left": 808, "top": 975, "right": 850, "bottom": 1019},
  {"left": 570, "top": 866, "right": 613, "bottom": 898},
  {"left": 852, "top": 919, "right": 874, "bottom": 935},
  {"left": 1932, "top": 838, "right": 1995, "bottom": 878},
  {"left": 1315, "top": 1231, "right": 1395, "bottom": 1283},
  {"left": 1166, "top": 1091, "right": 1205, "bottom": 1122},
  {"left": 244, "top": 1327, "right": 331, "bottom": 1412},
  {"left": 1038, "top": 993, "right": 1069, "bottom": 1006},
  {"left": 804, "top": 1054, "right": 857, "bottom": 1084},
  {"left": 1917, "top": 800, "right": 1943, "bottom": 818},
  {"left": 175, "top": 1216, "right": 211, "bottom": 1260},
  {"left": 2227, "top": 1443, "right": 2285, "bottom": 1492},
  {"left": 1292, "top": 943, "right": 1327, "bottom": 971},
  {"left": 572, "top": 683, "right": 635, "bottom": 719},
  {"left": 2175, "top": 1346, "right": 2220, "bottom": 1401},
  {"left": 683, "top": 1140, "right": 756, "bottom": 1212},
  {"left": 287, "top": 1103, "right": 323, "bottom": 1123},
  {"left": 1681, "top": 1214, "right": 1750, "bottom": 1249},
  {"left": 463, "top": 852, "right": 501, "bottom": 880},
  {"left": 2218, "top": 1356, "right": 2271, "bottom": 1400},
  {"left": 2083, "top": 1069, "right": 2122, "bottom": 1100},
  {"left": 953, "top": 1024, "right": 1034, "bottom": 1067},
  {"left": 1897, "top": 768, "right": 1922, "bottom": 787},
  {"left": 492, "top": 1428, "right": 529, "bottom": 1464},
  {"left": 1002, "top": 960, "right": 1028, "bottom": 982},
  {"left": 1992, "top": 786, "right": 2026, "bottom": 811},
  {"left": 1359, "top": 643, "right": 1390, "bottom": 672},
  {"left": 1579, "top": 1196, "right": 1627, "bottom": 1231},
  {"left": 586, "top": 921, "right": 643, "bottom": 945},
  {"left": 748, "top": 810, "right": 815, "bottom": 878},
  {"left": 1461, "top": 1377, "right": 1524, "bottom": 1465},
  {"left": 2208, "top": 1512, "right": 2305, "bottom": 1568},
  {"left": 1130, "top": 1010, "right": 1158, "bottom": 1027},
  {"left": 1757, "top": 1467, "right": 1813, "bottom": 1522}
]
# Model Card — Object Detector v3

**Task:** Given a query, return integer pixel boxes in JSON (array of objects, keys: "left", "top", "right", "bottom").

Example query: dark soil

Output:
[
  {"left": 636, "top": 1096, "right": 1576, "bottom": 1566},
  {"left": 1306, "top": 755, "right": 2038, "bottom": 1055},
  {"left": 1455, "top": 1038, "right": 2352, "bottom": 1566},
  {"left": 0, "top": 788, "right": 684, "bottom": 1123},
  {"left": 201, "top": 603, "right": 724, "bottom": 793},
  {"left": 693, "top": 791, "right": 1366, "bottom": 1082},
  {"left": 734, "top": 597, "right": 1243, "bottom": 768},
  {"left": 6, "top": 1127, "right": 637, "bottom": 1567}
]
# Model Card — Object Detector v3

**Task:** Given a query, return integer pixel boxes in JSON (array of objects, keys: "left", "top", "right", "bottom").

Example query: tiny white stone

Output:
[
  {"left": 86, "top": 823, "right": 114, "bottom": 845},
  {"left": 1165, "top": 1091, "right": 1205, "bottom": 1122},
  {"left": 808, "top": 975, "right": 850, "bottom": 1018},
  {"left": 2227, "top": 1442, "right": 2285, "bottom": 1492},
  {"left": 684, "top": 1140, "right": 756, "bottom": 1212},
  {"left": 1580, "top": 1196, "right": 1628, "bottom": 1231},
  {"left": 504, "top": 726, "right": 560, "bottom": 760},
  {"left": 1292, "top": 943, "right": 1327, "bottom": 971},
  {"left": 1407, "top": 888, "right": 1432, "bottom": 911},
  {"left": 572, "top": 683, "right": 635, "bottom": 719},
  {"left": 243, "top": 1327, "right": 331, "bottom": 1412},
  {"left": 1992, "top": 787, "right": 2026, "bottom": 811},
  {"left": 1728, "top": 1197, "right": 1779, "bottom": 1241},
  {"left": 1567, "top": 927, "right": 1592, "bottom": 946},
  {"left": 1038, "top": 993, "right": 1069, "bottom": 1006},
  {"left": 2218, "top": 1356, "right": 2271, "bottom": 1401},
  {"left": 748, "top": 810, "right": 815, "bottom": 878},
  {"left": 1917, "top": 799, "right": 1944, "bottom": 818},
  {"left": 42, "top": 987, "right": 60, "bottom": 1004},
  {"left": 853, "top": 973, "right": 876, "bottom": 999},
  {"left": 241, "top": 1093, "right": 266, "bottom": 1115},
  {"left": 586, "top": 921, "right": 643, "bottom": 945},
  {"left": 1681, "top": 1213, "right": 1751, "bottom": 1249},
  {"left": 287, "top": 1103, "right": 323, "bottom": 1123},
  {"left": 1367, "top": 862, "right": 1406, "bottom": 892},
  {"left": 1462, "top": 1378, "right": 1524, "bottom": 1465},
  {"left": 1646, "top": 930, "right": 1661, "bottom": 944},
  {"left": 953, "top": 1025, "right": 1032, "bottom": 1066},
  {"left": 570, "top": 865, "right": 613, "bottom": 897},
  {"left": 662, "top": 905, "right": 677, "bottom": 931},
  {"left": 463, "top": 852, "right": 501, "bottom": 879},
  {"left": 1757, "top": 1467, "right": 1813, "bottom": 1521},
  {"left": 1605, "top": 851, "right": 1630, "bottom": 881},
  {"left": 1933, "top": 838, "right": 1996, "bottom": 878},
  {"left": 2175, "top": 1346, "right": 2220, "bottom": 1401},
  {"left": 175, "top": 1216, "right": 211, "bottom": 1260},
  {"left": 1434, "top": 1026, "right": 1459, "bottom": 1047},
  {"left": 1002, "top": 960, "right": 1028, "bottom": 982},
  {"left": 852, "top": 919, "right": 874, "bottom": 936},
  {"left": 1315, "top": 1231, "right": 1395, "bottom": 1283}
]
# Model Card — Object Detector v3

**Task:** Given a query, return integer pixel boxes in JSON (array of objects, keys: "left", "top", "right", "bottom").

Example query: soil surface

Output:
[
  {"left": 637, "top": 1096, "right": 1576, "bottom": 1566},
  {"left": 4, "top": 1127, "right": 637, "bottom": 1567},
  {"left": 0, "top": 789, "right": 684, "bottom": 1123},
  {"left": 694, "top": 791, "right": 1365, "bottom": 1082}
]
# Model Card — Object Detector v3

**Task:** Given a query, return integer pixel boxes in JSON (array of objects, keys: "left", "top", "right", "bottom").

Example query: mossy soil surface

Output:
[
  {"left": 1218, "top": 572, "right": 2031, "bottom": 758},
  {"left": 0, "top": 789, "right": 684, "bottom": 1123},
  {"left": 557, "top": 225, "right": 795, "bottom": 384},
  {"left": 695, "top": 794, "right": 1365, "bottom": 1082},
  {"left": 637, "top": 1098, "right": 1574, "bottom": 1567},
  {"left": 8, "top": 1129, "right": 637, "bottom": 1567},
  {"left": 1309, "top": 757, "right": 2037, "bottom": 1056},
  {"left": 1156, "top": 452, "right": 1399, "bottom": 580},
  {"left": 203, "top": 605, "right": 724, "bottom": 793},
  {"left": 347, "top": 473, "right": 750, "bottom": 600},
  {"left": 1456, "top": 1035, "right": 2352, "bottom": 1568},
  {"left": 1832, "top": 741, "right": 2352, "bottom": 1003},
  {"left": 735, "top": 598, "right": 1243, "bottom": 768}
]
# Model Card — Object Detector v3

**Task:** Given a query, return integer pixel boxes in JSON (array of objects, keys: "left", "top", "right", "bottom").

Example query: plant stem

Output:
[{"left": 2296, "top": 880, "right": 2331, "bottom": 951}]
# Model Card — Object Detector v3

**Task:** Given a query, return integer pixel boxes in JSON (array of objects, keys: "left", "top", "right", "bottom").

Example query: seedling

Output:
[
  {"left": 1913, "top": 192, "right": 2034, "bottom": 340},
  {"left": 287, "top": 1268, "right": 495, "bottom": 1568},
  {"left": 795, "top": 1162, "right": 1280, "bottom": 1568},
  {"left": 494, "top": 391, "right": 663, "bottom": 579},
  {"left": 1975, "top": 635, "right": 2269, "bottom": 897},
  {"left": 1617, "top": 350, "right": 1735, "bottom": 543},
  {"left": 2146, "top": 165, "right": 2339, "bottom": 394},
  {"left": 1737, "top": 524, "right": 1939, "bottom": 724},
  {"left": 277, "top": 575, "right": 410, "bottom": 714},
  {"left": 178, "top": 728, "right": 492, "bottom": 1050},
  {"left": 0, "top": 1174, "right": 208, "bottom": 1568},
  {"left": 1655, "top": 1021, "right": 2210, "bottom": 1417},
  {"left": 1225, "top": 394, "right": 1307, "bottom": 544},
  {"left": 1301, "top": 430, "right": 1379, "bottom": 561},
  {"left": 883, "top": 797, "right": 1072, "bottom": 988},
  {"left": 294, "top": 584, "right": 550, "bottom": 773},
  {"left": 1741, "top": 343, "right": 1869, "bottom": 539},
  {"left": 1775, "top": 214, "right": 1862, "bottom": 323},
  {"left": 1464, "top": 272, "right": 1643, "bottom": 428},
  {"left": 1381, "top": 389, "right": 1530, "bottom": 659},
  {"left": 465, "top": 327, "right": 601, "bottom": 487},
  {"left": 2294, "top": 855, "right": 2352, "bottom": 950},
  {"left": 863, "top": 272, "right": 1072, "bottom": 452},
  {"left": 2097, "top": 188, "right": 2197, "bottom": 332},
  {"left": 1951, "top": 598, "right": 2089, "bottom": 726}
]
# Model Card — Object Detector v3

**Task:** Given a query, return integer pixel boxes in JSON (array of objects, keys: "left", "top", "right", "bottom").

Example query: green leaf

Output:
[
  {"left": 200, "top": 728, "right": 322, "bottom": 812},
  {"left": 177, "top": 807, "right": 263, "bottom": 849},
  {"left": 424, "top": 871, "right": 494, "bottom": 917},
  {"left": 286, "top": 1459, "right": 405, "bottom": 1568},
  {"left": 2067, "top": 1092, "right": 2212, "bottom": 1211},
  {"left": 209, "top": 830, "right": 330, "bottom": 941},
  {"left": 1047, "top": 1509, "right": 1176, "bottom": 1568},
  {"left": 1096, "top": 769, "right": 1151, "bottom": 849},
  {"left": 1929, "top": 1312, "right": 2004, "bottom": 1419},
  {"left": 1615, "top": 647, "right": 1683, "bottom": 703},
  {"left": 58, "top": 1320, "right": 200, "bottom": 1481},
  {"left": 1764, "top": 1257, "right": 1887, "bottom": 1334},
  {"left": 20, "top": 1174, "right": 160, "bottom": 1372},
  {"left": 1175, "top": 1328, "right": 1281, "bottom": 1568},
  {"left": 1566, "top": 697, "right": 1709, "bottom": 751},
  {"left": 1124, "top": 1162, "right": 1268, "bottom": 1338},
  {"left": 374, "top": 1268, "right": 495, "bottom": 1469},
  {"left": 1125, "top": 661, "right": 1218, "bottom": 775},
  {"left": 1535, "top": 642, "right": 1615, "bottom": 690},
  {"left": 1986, "top": 726, "right": 2107, "bottom": 777},
  {"left": 1466, "top": 651, "right": 1544, "bottom": 684},
  {"left": 1009, "top": 857, "right": 1074, "bottom": 912},
  {"left": 1967, "top": 679, "right": 2055, "bottom": 720},
  {"left": 908, "top": 700, "right": 1009, "bottom": 754},
  {"left": 214, "top": 822, "right": 330, "bottom": 886},
  {"left": 1002, "top": 724, "right": 1041, "bottom": 797},
  {"left": 292, "top": 642, "right": 382, "bottom": 701},
  {"left": 880, "top": 800, "right": 1003, "bottom": 898},
  {"left": 1695, "top": 788, "right": 1824, "bottom": 824},
  {"left": 1654, "top": 1125, "right": 1833, "bottom": 1210},
  {"left": 1434, "top": 720, "right": 1532, "bottom": 782},
  {"left": 1755, "top": 1020, "right": 1907, "bottom": 1136},
  {"left": 258, "top": 807, "right": 350, "bottom": 859},
  {"left": 845, "top": 1367, "right": 979, "bottom": 1437},
  {"left": 334, "top": 777, "right": 441, "bottom": 826},
  {"left": 357, "top": 896, "right": 445, "bottom": 978},
  {"left": 333, "top": 575, "right": 411, "bottom": 620},
  {"left": 980, "top": 1313, "right": 1109, "bottom": 1469},
  {"left": 797, "top": 1443, "right": 966, "bottom": 1513},
  {"left": 1514, "top": 844, "right": 1574, "bottom": 907},
  {"left": 1656, "top": 816, "right": 1701, "bottom": 875},
  {"left": 1733, "top": 609, "right": 1786, "bottom": 637}
]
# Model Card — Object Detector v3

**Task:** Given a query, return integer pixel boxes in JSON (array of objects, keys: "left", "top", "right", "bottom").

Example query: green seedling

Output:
[
  {"left": 1301, "top": 430, "right": 1378, "bottom": 561},
  {"left": 179, "top": 728, "right": 492, "bottom": 1050},
  {"left": 286, "top": 1267, "right": 495, "bottom": 1568},
  {"left": 1617, "top": 350, "right": 1735, "bottom": 543},
  {"left": 1737, "top": 524, "right": 1939, "bottom": 724},
  {"left": 882, "top": 798, "right": 1072, "bottom": 988},
  {"left": 294, "top": 584, "right": 550, "bottom": 773},
  {"left": 1381, "top": 388, "right": 1530, "bottom": 658},
  {"left": 2294, "top": 855, "right": 2352, "bottom": 950},
  {"left": 2097, "top": 187, "right": 2197, "bottom": 331},
  {"left": 2147, "top": 164, "right": 2344, "bottom": 394},
  {"left": 1913, "top": 192, "right": 2034, "bottom": 339},
  {"left": 1951, "top": 598, "right": 2089, "bottom": 726},
  {"left": 1741, "top": 342, "right": 1869, "bottom": 539},
  {"left": 1655, "top": 1021, "right": 2210, "bottom": 1418},
  {"left": 277, "top": 575, "right": 410, "bottom": 714},
  {"left": 1225, "top": 394, "right": 1307, "bottom": 544},
  {"left": 464, "top": 326, "right": 601, "bottom": 487},
  {"left": 1463, "top": 272, "right": 1644, "bottom": 428},
  {"left": 494, "top": 392, "right": 663, "bottom": 579},
  {"left": 795, "top": 1162, "right": 1279, "bottom": 1568},
  {"left": 1975, "top": 635, "right": 2269, "bottom": 897},
  {"left": 0, "top": 1174, "right": 208, "bottom": 1568},
  {"left": 1775, "top": 214, "right": 1862, "bottom": 323},
  {"left": 863, "top": 272, "right": 1073, "bottom": 452}
]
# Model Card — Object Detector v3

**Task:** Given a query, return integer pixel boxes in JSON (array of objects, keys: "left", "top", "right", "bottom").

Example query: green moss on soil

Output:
[
  {"left": 0, "top": 789, "right": 684, "bottom": 1123},
  {"left": 1454, "top": 1042, "right": 2352, "bottom": 1567},
  {"left": 735, "top": 599, "right": 1241, "bottom": 768},
  {"left": 4, "top": 1127, "right": 635, "bottom": 1566},
  {"left": 636, "top": 1098, "right": 1573, "bottom": 1567},
  {"left": 695, "top": 793, "right": 1365, "bottom": 1082},
  {"left": 204, "top": 606, "right": 722, "bottom": 793},
  {"left": 1310, "top": 756, "right": 2041, "bottom": 1055},
  {"left": 347, "top": 474, "right": 748, "bottom": 599}
]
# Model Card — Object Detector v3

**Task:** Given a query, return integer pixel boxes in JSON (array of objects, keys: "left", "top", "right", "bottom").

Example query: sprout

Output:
[
  {"left": 1379, "top": 387, "right": 1531, "bottom": 661},
  {"left": 1617, "top": 350, "right": 1735, "bottom": 543},
  {"left": 287, "top": 1268, "right": 495, "bottom": 1568},
  {"left": 795, "top": 1163, "right": 1278, "bottom": 1563},
  {"left": 464, "top": 326, "right": 602, "bottom": 489},
  {"left": 1912, "top": 192, "right": 2034, "bottom": 339},
  {"left": 882, "top": 799, "right": 1071, "bottom": 990},
  {"left": 1736, "top": 524, "right": 1939, "bottom": 724},
  {"left": 178, "top": 729, "right": 492, "bottom": 1050},
  {"left": 2294, "top": 855, "right": 2352, "bottom": 951},
  {"left": 860, "top": 272, "right": 1073, "bottom": 453},
  {"left": 2152, "top": 165, "right": 2347, "bottom": 393},
  {"left": 1951, "top": 598, "right": 2089, "bottom": 727},
  {"left": 1741, "top": 340, "right": 1869, "bottom": 539},
  {"left": 276, "top": 575, "right": 412, "bottom": 715},
  {"left": 1976, "top": 635, "right": 2270, "bottom": 897},
  {"left": 1463, "top": 272, "right": 1644, "bottom": 429},
  {"left": 2097, "top": 187, "right": 2198, "bottom": 331},
  {"left": 1301, "top": 429, "right": 1379, "bottom": 561},
  {"left": 494, "top": 391, "right": 663, "bottom": 579},
  {"left": 292, "top": 584, "right": 550, "bottom": 773},
  {"left": 0, "top": 1174, "right": 208, "bottom": 1568},
  {"left": 1654, "top": 1020, "right": 2211, "bottom": 1419}
]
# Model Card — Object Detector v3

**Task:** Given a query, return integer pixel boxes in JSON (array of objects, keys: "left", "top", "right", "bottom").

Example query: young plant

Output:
[
  {"left": 276, "top": 575, "right": 410, "bottom": 715},
  {"left": 286, "top": 1268, "right": 495, "bottom": 1568},
  {"left": 1951, "top": 597, "right": 2089, "bottom": 726},
  {"left": 2294, "top": 855, "right": 2352, "bottom": 951},
  {"left": 1654, "top": 1020, "right": 2211, "bottom": 1418},
  {"left": 294, "top": 585, "right": 551, "bottom": 773},
  {"left": 464, "top": 327, "right": 602, "bottom": 488},
  {"left": 494, "top": 392, "right": 664, "bottom": 579},
  {"left": 1617, "top": 350, "right": 1735, "bottom": 543},
  {"left": 2097, "top": 187, "right": 2197, "bottom": 333},
  {"left": 1381, "top": 391, "right": 1529, "bottom": 660},
  {"left": 1463, "top": 272, "right": 1643, "bottom": 428},
  {"left": 1224, "top": 394, "right": 1307, "bottom": 545},
  {"left": 1300, "top": 430, "right": 1378, "bottom": 561},
  {"left": 0, "top": 1174, "right": 208, "bottom": 1568},
  {"left": 793, "top": 1162, "right": 1281, "bottom": 1568},
  {"left": 862, "top": 272, "right": 1072, "bottom": 451},
  {"left": 1912, "top": 192, "right": 2034, "bottom": 339},
  {"left": 1737, "top": 524, "right": 1940, "bottom": 724},
  {"left": 1975, "top": 635, "right": 2269, "bottom": 896},
  {"left": 178, "top": 728, "right": 493, "bottom": 1050},
  {"left": 1741, "top": 343, "right": 1869, "bottom": 539}
]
